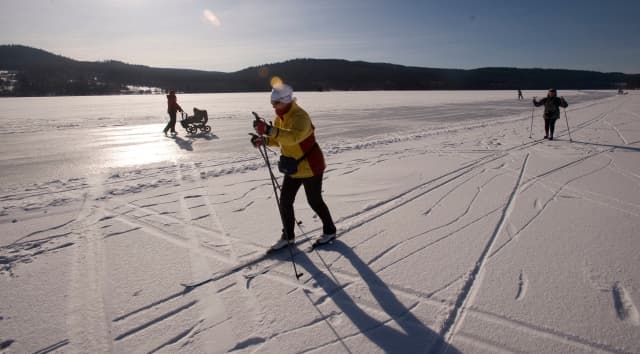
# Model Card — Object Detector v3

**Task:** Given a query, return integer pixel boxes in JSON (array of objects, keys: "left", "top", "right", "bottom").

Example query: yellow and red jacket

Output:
[{"left": 265, "top": 101, "right": 326, "bottom": 178}]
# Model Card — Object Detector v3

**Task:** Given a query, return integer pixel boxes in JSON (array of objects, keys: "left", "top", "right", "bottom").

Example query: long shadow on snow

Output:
[
  {"left": 571, "top": 140, "right": 640, "bottom": 152},
  {"left": 170, "top": 133, "right": 218, "bottom": 151},
  {"left": 296, "top": 240, "right": 460, "bottom": 353},
  {"left": 188, "top": 132, "right": 218, "bottom": 141},
  {"left": 169, "top": 135, "right": 193, "bottom": 151}
]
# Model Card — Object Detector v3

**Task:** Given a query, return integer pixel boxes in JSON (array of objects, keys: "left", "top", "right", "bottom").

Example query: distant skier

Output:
[
  {"left": 251, "top": 84, "right": 337, "bottom": 251},
  {"left": 518, "top": 89, "right": 524, "bottom": 100},
  {"left": 533, "top": 88, "right": 568, "bottom": 140},
  {"left": 163, "top": 89, "right": 183, "bottom": 136}
]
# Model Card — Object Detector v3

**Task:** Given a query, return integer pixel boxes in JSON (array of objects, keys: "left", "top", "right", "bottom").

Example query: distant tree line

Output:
[{"left": 0, "top": 45, "right": 638, "bottom": 97}]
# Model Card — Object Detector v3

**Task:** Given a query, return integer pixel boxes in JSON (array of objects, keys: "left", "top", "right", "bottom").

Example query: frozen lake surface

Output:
[
  {"left": 0, "top": 90, "right": 610, "bottom": 186},
  {"left": 2, "top": 89, "right": 639, "bottom": 353}
]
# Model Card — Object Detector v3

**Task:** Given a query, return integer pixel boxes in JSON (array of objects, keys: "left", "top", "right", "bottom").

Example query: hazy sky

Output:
[{"left": 2, "top": 0, "right": 639, "bottom": 73}]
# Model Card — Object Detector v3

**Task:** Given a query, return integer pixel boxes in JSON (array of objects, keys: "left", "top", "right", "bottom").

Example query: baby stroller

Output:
[{"left": 180, "top": 108, "right": 212, "bottom": 134}]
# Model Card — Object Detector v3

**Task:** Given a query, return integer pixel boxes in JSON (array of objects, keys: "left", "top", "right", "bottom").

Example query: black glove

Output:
[
  {"left": 250, "top": 134, "right": 264, "bottom": 148},
  {"left": 560, "top": 96, "right": 568, "bottom": 107}
]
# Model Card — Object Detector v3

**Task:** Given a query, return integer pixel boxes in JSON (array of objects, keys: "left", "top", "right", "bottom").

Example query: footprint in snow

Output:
[
  {"left": 534, "top": 198, "right": 542, "bottom": 210},
  {"left": 515, "top": 270, "right": 527, "bottom": 301},
  {"left": 612, "top": 283, "right": 640, "bottom": 326}
]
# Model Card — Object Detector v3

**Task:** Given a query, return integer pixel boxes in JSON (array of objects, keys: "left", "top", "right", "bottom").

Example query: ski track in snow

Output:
[
  {"left": 367, "top": 171, "right": 505, "bottom": 276},
  {"left": 605, "top": 120, "right": 629, "bottom": 145},
  {"left": 2, "top": 91, "right": 639, "bottom": 353},
  {"left": 439, "top": 153, "right": 530, "bottom": 351},
  {"left": 489, "top": 155, "right": 619, "bottom": 259},
  {"left": 66, "top": 173, "right": 112, "bottom": 352}
]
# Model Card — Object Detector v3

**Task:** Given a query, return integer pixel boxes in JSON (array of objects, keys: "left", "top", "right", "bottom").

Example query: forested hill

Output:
[{"left": 0, "top": 44, "right": 637, "bottom": 96}]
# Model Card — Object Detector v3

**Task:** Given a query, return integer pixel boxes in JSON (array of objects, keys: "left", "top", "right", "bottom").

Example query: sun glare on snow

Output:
[{"left": 102, "top": 125, "right": 179, "bottom": 168}]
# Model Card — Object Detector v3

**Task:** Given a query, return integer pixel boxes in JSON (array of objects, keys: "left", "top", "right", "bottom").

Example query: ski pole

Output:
[
  {"left": 563, "top": 108, "right": 572, "bottom": 142},
  {"left": 258, "top": 142, "right": 303, "bottom": 280},
  {"left": 252, "top": 113, "right": 303, "bottom": 223},
  {"left": 251, "top": 114, "right": 303, "bottom": 280},
  {"left": 260, "top": 162, "right": 303, "bottom": 227},
  {"left": 529, "top": 107, "right": 534, "bottom": 138}
]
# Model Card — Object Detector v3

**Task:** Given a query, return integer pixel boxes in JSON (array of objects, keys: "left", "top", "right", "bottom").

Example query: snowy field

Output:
[{"left": 1, "top": 90, "right": 639, "bottom": 353}]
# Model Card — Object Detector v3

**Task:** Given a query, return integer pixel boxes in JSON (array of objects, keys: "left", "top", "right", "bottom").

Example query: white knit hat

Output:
[{"left": 270, "top": 84, "right": 294, "bottom": 103}]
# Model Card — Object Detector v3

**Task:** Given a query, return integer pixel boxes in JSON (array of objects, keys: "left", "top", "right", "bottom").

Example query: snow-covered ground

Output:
[{"left": 1, "top": 90, "right": 638, "bottom": 353}]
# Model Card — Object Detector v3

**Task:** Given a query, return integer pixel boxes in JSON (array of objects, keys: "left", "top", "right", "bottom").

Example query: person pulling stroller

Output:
[
  {"left": 164, "top": 89, "right": 183, "bottom": 136},
  {"left": 533, "top": 88, "right": 568, "bottom": 140}
]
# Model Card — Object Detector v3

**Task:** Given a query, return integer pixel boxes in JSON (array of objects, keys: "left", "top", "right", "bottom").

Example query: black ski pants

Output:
[
  {"left": 280, "top": 174, "right": 336, "bottom": 240},
  {"left": 164, "top": 111, "right": 178, "bottom": 133},
  {"left": 544, "top": 118, "right": 557, "bottom": 138}
]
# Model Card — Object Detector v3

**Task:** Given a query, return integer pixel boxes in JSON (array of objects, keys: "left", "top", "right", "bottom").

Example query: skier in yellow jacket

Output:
[{"left": 252, "top": 84, "right": 337, "bottom": 251}]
